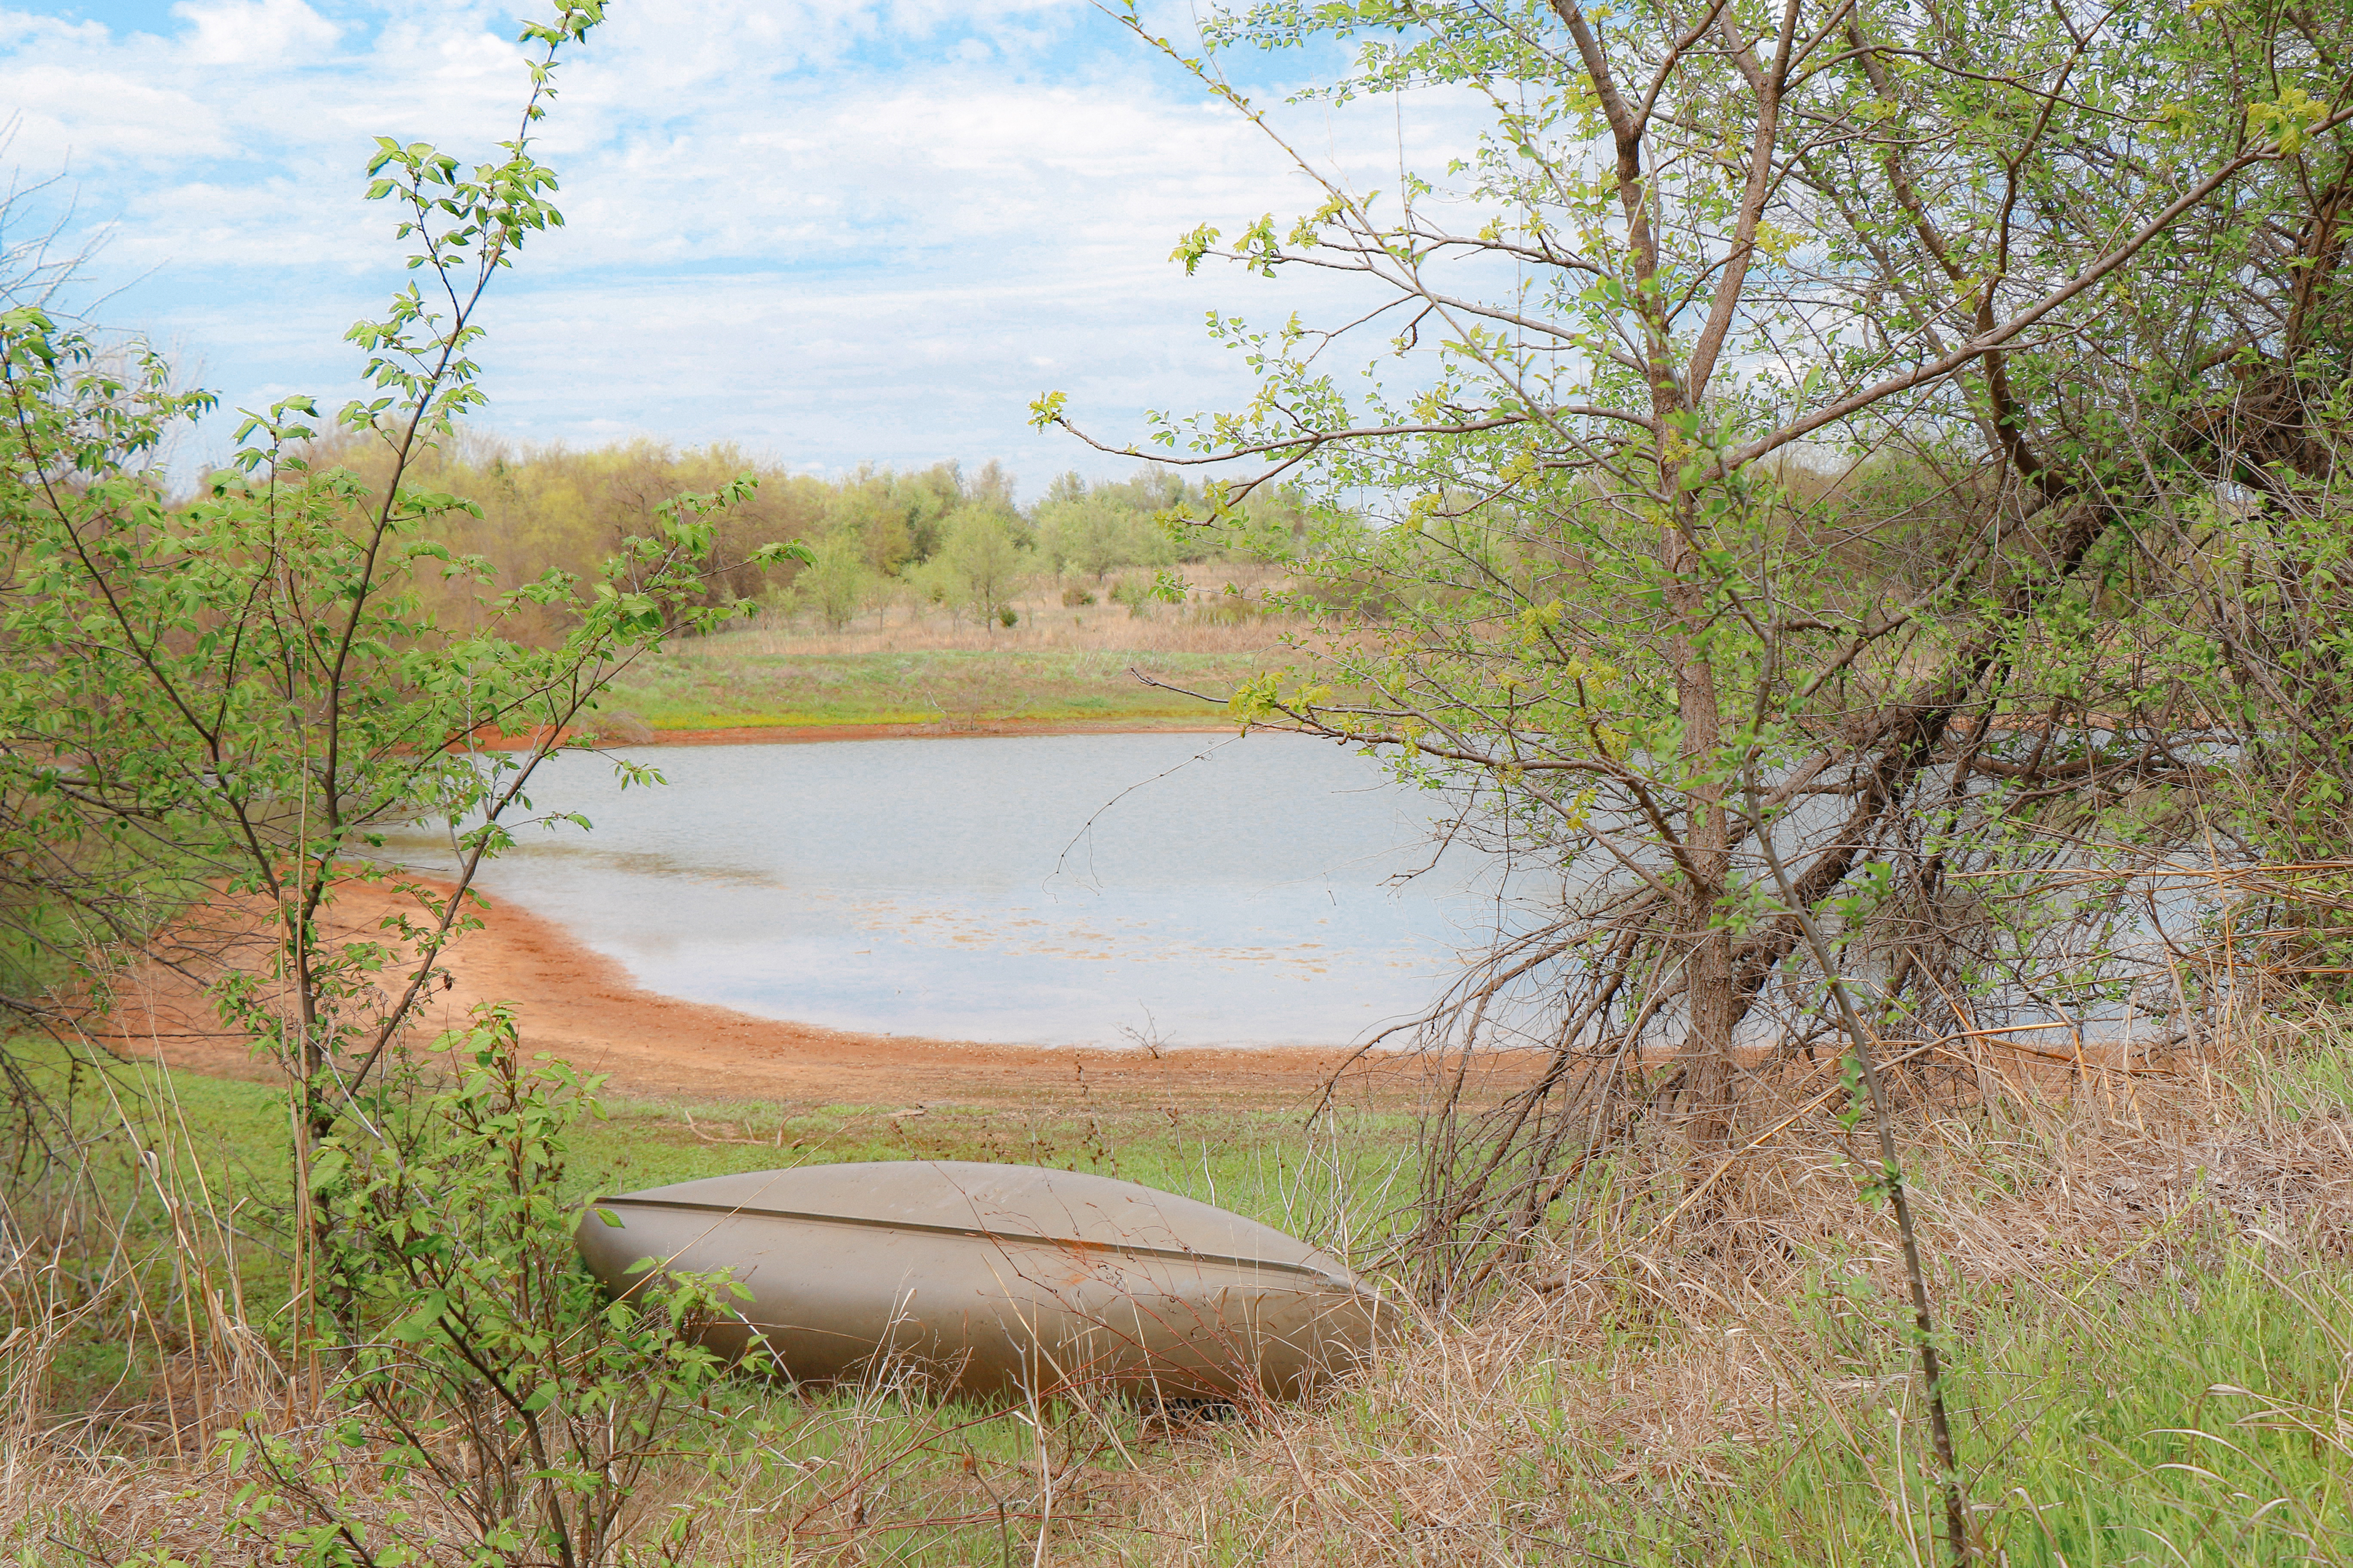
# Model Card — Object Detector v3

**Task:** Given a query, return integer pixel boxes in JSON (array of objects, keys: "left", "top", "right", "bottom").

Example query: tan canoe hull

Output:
[{"left": 575, "top": 1161, "right": 1392, "bottom": 1402}]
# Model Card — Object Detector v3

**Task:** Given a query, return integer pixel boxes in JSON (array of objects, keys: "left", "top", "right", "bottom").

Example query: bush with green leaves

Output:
[
  {"left": 0, "top": 4, "right": 804, "bottom": 1557},
  {"left": 0, "top": 0, "right": 802, "bottom": 1174},
  {"left": 223, "top": 1007, "right": 759, "bottom": 1568}
]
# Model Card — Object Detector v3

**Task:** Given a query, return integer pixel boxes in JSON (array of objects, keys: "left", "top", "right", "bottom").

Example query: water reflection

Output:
[{"left": 381, "top": 732, "right": 1490, "bottom": 1047}]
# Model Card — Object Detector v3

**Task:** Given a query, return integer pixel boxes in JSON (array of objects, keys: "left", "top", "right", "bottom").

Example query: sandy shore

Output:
[{"left": 109, "top": 876, "right": 1422, "bottom": 1112}]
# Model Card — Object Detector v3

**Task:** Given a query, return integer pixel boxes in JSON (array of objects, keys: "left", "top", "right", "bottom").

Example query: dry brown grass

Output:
[
  {"left": 705, "top": 563, "right": 1322, "bottom": 660},
  {"left": 11, "top": 1015, "right": 2353, "bottom": 1565},
  {"left": 1099, "top": 1021, "right": 2353, "bottom": 1566}
]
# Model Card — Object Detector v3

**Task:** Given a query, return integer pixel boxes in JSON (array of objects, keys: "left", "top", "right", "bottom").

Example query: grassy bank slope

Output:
[{"left": 16, "top": 1029, "right": 2353, "bottom": 1564}]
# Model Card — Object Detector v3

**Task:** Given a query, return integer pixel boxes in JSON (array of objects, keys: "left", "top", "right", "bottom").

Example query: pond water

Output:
[{"left": 390, "top": 733, "right": 1495, "bottom": 1048}]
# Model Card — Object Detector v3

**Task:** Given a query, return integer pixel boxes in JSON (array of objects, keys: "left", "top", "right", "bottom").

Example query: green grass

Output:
[
  {"left": 2247, "top": 1035, "right": 2353, "bottom": 1123},
  {"left": 600, "top": 647, "right": 1274, "bottom": 730},
  {"left": 2, "top": 1040, "right": 1414, "bottom": 1386},
  {"left": 579, "top": 1093, "right": 1415, "bottom": 1237},
  {"left": 1499, "top": 1250, "right": 2353, "bottom": 1566},
  {"left": 31, "top": 1048, "right": 1413, "bottom": 1233},
  {"left": 606, "top": 1238, "right": 2353, "bottom": 1567},
  {"left": 1149, "top": 1246, "right": 2353, "bottom": 1568}
]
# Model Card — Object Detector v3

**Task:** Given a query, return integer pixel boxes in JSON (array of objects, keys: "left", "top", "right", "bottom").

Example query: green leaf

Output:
[{"left": 389, "top": 1291, "right": 451, "bottom": 1343}]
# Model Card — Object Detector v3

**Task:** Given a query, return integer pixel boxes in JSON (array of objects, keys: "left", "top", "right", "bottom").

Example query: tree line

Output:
[{"left": 305, "top": 430, "right": 1312, "bottom": 638}]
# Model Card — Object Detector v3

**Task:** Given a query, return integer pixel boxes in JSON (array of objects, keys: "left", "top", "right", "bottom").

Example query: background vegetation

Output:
[
  {"left": 288, "top": 432, "right": 1333, "bottom": 734},
  {"left": 316, "top": 429, "right": 1311, "bottom": 643}
]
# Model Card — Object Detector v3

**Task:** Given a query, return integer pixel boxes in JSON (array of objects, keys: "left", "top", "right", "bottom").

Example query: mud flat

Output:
[{"left": 104, "top": 876, "right": 1428, "bottom": 1112}]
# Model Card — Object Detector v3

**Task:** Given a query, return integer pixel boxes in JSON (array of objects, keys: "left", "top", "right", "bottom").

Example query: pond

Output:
[{"left": 390, "top": 731, "right": 1495, "bottom": 1048}]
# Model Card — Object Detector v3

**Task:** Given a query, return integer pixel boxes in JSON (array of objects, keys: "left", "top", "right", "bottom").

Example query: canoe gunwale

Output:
[{"left": 589, "top": 1195, "right": 1364, "bottom": 1293}]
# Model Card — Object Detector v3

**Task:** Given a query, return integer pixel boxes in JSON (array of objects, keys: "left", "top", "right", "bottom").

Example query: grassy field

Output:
[
  {"left": 13, "top": 1031, "right": 2353, "bottom": 1564},
  {"left": 599, "top": 644, "right": 1276, "bottom": 731},
  {"left": 597, "top": 568, "right": 1326, "bottom": 732}
]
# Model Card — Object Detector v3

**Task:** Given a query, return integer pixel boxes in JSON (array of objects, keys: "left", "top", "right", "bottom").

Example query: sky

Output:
[{"left": 0, "top": 0, "right": 1470, "bottom": 495}]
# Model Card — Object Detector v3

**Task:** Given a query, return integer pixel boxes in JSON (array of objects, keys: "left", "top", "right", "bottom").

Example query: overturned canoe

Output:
[{"left": 574, "top": 1161, "right": 1392, "bottom": 1402}]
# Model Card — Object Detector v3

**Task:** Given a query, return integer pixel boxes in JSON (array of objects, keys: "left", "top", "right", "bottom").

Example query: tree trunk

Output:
[{"left": 1664, "top": 493, "right": 1739, "bottom": 1149}]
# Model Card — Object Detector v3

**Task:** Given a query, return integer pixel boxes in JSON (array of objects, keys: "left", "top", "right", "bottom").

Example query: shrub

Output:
[{"left": 227, "top": 1008, "right": 758, "bottom": 1568}]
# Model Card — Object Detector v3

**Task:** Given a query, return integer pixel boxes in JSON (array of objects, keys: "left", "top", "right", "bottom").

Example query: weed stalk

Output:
[{"left": 1747, "top": 778, "right": 1972, "bottom": 1567}]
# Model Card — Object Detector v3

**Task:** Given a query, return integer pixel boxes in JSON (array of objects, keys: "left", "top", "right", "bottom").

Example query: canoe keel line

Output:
[{"left": 574, "top": 1161, "right": 1394, "bottom": 1402}]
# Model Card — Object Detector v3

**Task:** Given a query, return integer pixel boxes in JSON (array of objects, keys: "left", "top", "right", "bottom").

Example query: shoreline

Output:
[
  {"left": 474, "top": 716, "right": 1240, "bottom": 751},
  {"left": 554, "top": 709, "right": 2124, "bottom": 752},
  {"left": 111, "top": 875, "right": 1428, "bottom": 1112},
  {"left": 625, "top": 717, "right": 1235, "bottom": 748}
]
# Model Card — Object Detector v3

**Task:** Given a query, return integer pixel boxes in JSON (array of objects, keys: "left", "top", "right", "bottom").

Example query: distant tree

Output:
[
  {"left": 1232, "top": 483, "right": 1315, "bottom": 557},
  {"left": 826, "top": 470, "right": 917, "bottom": 575},
  {"left": 903, "top": 554, "right": 965, "bottom": 623},
  {"left": 799, "top": 529, "right": 874, "bottom": 630},
  {"left": 941, "top": 505, "right": 1027, "bottom": 626},
  {"left": 1034, "top": 465, "right": 1200, "bottom": 577},
  {"left": 967, "top": 458, "right": 1020, "bottom": 513},
  {"left": 1097, "top": 462, "right": 1190, "bottom": 515},
  {"left": 1038, "top": 496, "right": 1131, "bottom": 580},
  {"left": 304, "top": 431, "right": 828, "bottom": 635},
  {"left": 890, "top": 461, "right": 965, "bottom": 560}
]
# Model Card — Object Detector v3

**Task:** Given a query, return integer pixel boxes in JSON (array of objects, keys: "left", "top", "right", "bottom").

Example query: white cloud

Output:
[
  {"left": 0, "top": 7, "right": 109, "bottom": 48},
  {"left": 171, "top": 0, "right": 340, "bottom": 66},
  {"left": 4, "top": 0, "right": 1484, "bottom": 488},
  {"left": 0, "top": 63, "right": 229, "bottom": 163}
]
